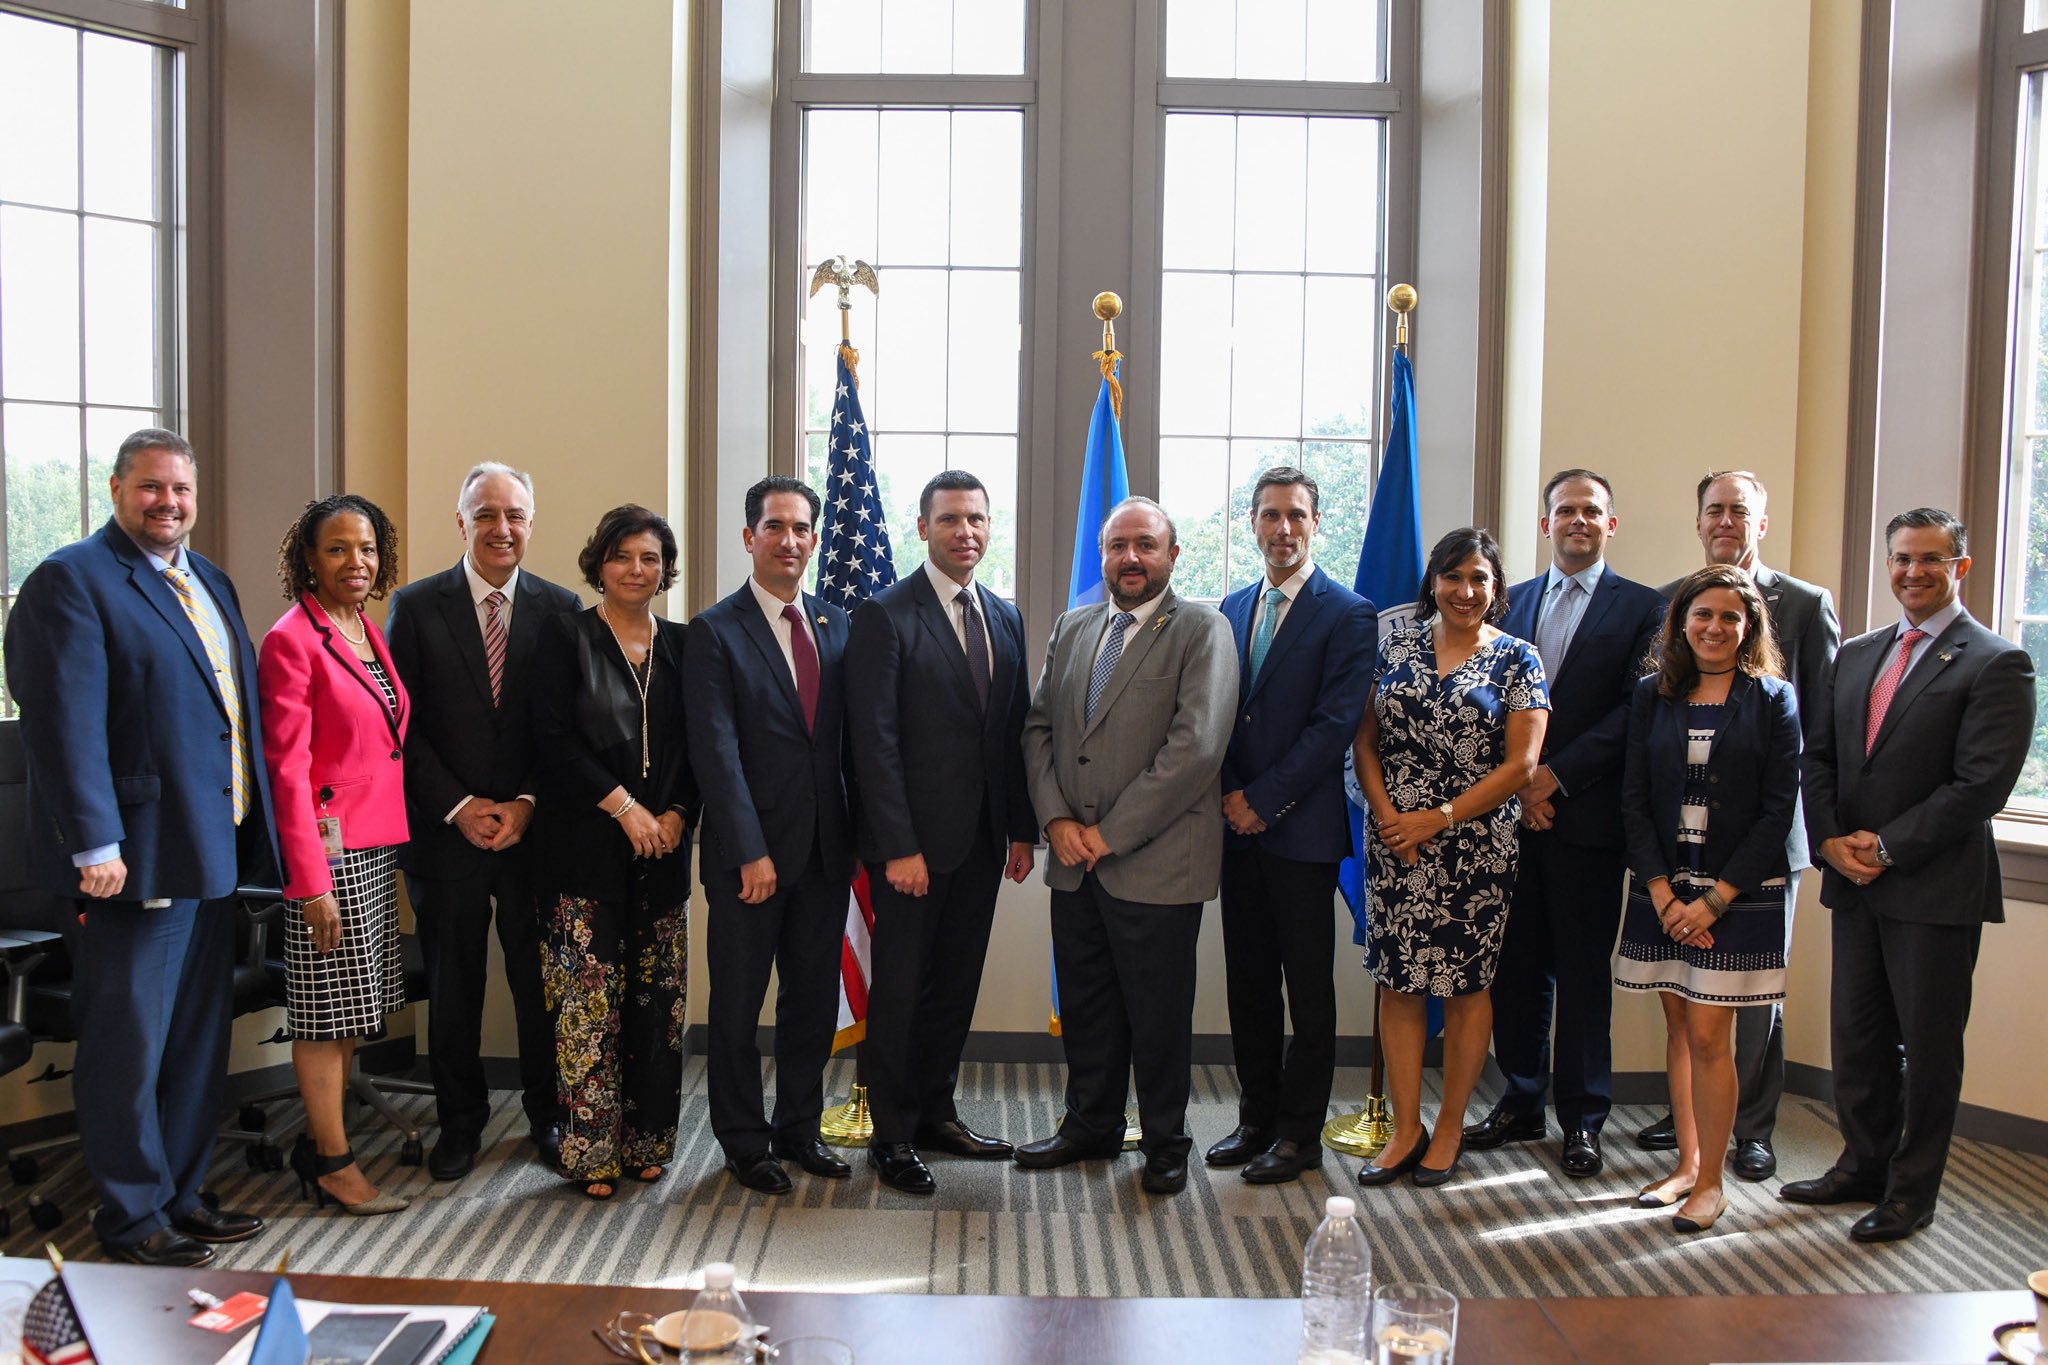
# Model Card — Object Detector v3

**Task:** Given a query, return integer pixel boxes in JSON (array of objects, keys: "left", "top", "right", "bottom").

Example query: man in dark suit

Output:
[
  {"left": 685, "top": 476, "right": 857, "bottom": 1195},
  {"left": 846, "top": 471, "right": 1037, "bottom": 1194},
  {"left": 1636, "top": 470, "right": 1840, "bottom": 1180},
  {"left": 1464, "top": 468, "right": 1665, "bottom": 1178},
  {"left": 2, "top": 429, "right": 276, "bottom": 1266},
  {"left": 1017, "top": 498, "right": 1237, "bottom": 1197},
  {"left": 385, "top": 463, "right": 582, "bottom": 1180},
  {"left": 1205, "top": 467, "right": 1376, "bottom": 1185},
  {"left": 1784, "top": 507, "right": 2034, "bottom": 1243}
]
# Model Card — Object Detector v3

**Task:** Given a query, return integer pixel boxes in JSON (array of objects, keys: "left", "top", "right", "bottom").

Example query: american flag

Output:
[
  {"left": 815, "top": 342, "right": 895, "bottom": 1051},
  {"left": 22, "top": 1274, "right": 93, "bottom": 1365}
]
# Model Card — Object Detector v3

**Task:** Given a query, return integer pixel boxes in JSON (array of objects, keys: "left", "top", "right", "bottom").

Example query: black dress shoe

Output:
[
  {"left": 724, "top": 1151, "right": 793, "bottom": 1195},
  {"left": 1242, "top": 1138, "right": 1323, "bottom": 1185},
  {"left": 1205, "top": 1123, "right": 1273, "bottom": 1167},
  {"left": 913, "top": 1119, "right": 1013, "bottom": 1159},
  {"left": 1357, "top": 1127, "right": 1430, "bottom": 1187},
  {"left": 1779, "top": 1167, "right": 1885, "bottom": 1205},
  {"left": 108, "top": 1227, "right": 214, "bottom": 1267},
  {"left": 1462, "top": 1106, "right": 1545, "bottom": 1151},
  {"left": 1140, "top": 1150, "right": 1188, "bottom": 1194},
  {"left": 1636, "top": 1113, "right": 1678, "bottom": 1151},
  {"left": 1013, "top": 1132, "right": 1125, "bottom": 1169},
  {"left": 1560, "top": 1128, "right": 1604, "bottom": 1178},
  {"left": 171, "top": 1204, "right": 263, "bottom": 1244},
  {"left": 1731, "top": 1138, "right": 1777, "bottom": 1182},
  {"left": 1412, "top": 1139, "right": 1465, "bottom": 1189},
  {"left": 1849, "top": 1200, "right": 1934, "bottom": 1243},
  {"left": 428, "top": 1134, "right": 480, "bottom": 1182},
  {"left": 772, "top": 1136, "right": 853, "bottom": 1178},
  {"left": 869, "top": 1142, "right": 936, "bottom": 1194},
  {"left": 529, "top": 1121, "right": 563, "bottom": 1166}
]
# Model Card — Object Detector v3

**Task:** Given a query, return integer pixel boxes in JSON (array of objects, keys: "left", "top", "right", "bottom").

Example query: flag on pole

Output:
[
  {"left": 815, "top": 341, "right": 895, "bottom": 1053},
  {"left": 21, "top": 1272, "right": 93, "bottom": 1365},
  {"left": 1050, "top": 353, "right": 1130, "bottom": 1034},
  {"left": 1338, "top": 346, "right": 1425, "bottom": 945}
]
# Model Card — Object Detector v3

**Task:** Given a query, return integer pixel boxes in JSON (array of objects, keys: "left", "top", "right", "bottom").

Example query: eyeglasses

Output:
[
  {"left": 1884, "top": 554, "right": 1965, "bottom": 571},
  {"left": 594, "top": 1311, "right": 664, "bottom": 1362}
]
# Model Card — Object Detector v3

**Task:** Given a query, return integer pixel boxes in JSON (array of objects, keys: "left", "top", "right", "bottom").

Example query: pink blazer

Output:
[{"left": 259, "top": 594, "right": 411, "bottom": 899}]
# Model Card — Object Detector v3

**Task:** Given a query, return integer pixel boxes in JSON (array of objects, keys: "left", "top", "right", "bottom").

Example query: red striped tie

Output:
[
  {"left": 1864, "top": 627, "right": 1927, "bottom": 754},
  {"left": 484, "top": 590, "right": 507, "bottom": 707}
]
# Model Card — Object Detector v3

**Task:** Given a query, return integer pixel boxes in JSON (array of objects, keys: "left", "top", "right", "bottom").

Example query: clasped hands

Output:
[
  {"left": 454, "top": 796, "right": 533, "bottom": 851},
  {"left": 1223, "top": 790, "right": 1266, "bottom": 835},
  {"left": 885, "top": 841, "right": 1036, "bottom": 896},
  {"left": 1649, "top": 883, "right": 1717, "bottom": 951},
  {"left": 1376, "top": 806, "right": 1450, "bottom": 865},
  {"left": 615, "top": 802, "right": 685, "bottom": 863},
  {"left": 1516, "top": 766, "right": 1560, "bottom": 831},
  {"left": 1045, "top": 818, "right": 1113, "bottom": 870},
  {"left": 1821, "top": 831, "right": 1886, "bottom": 888}
]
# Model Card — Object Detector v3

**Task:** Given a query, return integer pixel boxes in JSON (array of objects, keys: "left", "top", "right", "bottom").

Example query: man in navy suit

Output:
[
  {"left": 1205, "top": 467, "right": 1376, "bottom": 1184},
  {"left": 385, "top": 463, "right": 582, "bottom": 1180},
  {"left": 2, "top": 429, "right": 277, "bottom": 1266},
  {"left": 685, "top": 476, "right": 857, "bottom": 1195},
  {"left": 845, "top": 470, "right": 1038, "bottom": 1194},
  {"left": 1464, "top": 468, "right": 1664, "bottom": 1178}
]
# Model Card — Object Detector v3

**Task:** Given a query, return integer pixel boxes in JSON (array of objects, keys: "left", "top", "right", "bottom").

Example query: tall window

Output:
[
  {"left": 2000, "top": 63, "right": 2048, "bottom": 808},
  {"left": 1153, "top": 0, "right": 1398, "bottom": 599},
  {"left": 0, "top": 7, "right": 190, "bottom": 716},
  {"left": 787, "top": 0, "right": 1029, "bottom": 594}
]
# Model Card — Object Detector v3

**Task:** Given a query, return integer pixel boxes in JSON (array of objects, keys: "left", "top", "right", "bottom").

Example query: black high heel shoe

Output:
[
  {"left": 1412, "top": 1138, "right": 1465, "bottom": 1188},
  {"left": 287, "top": 1137, "right": 408, "bottom": 1216},
  {"left": 1357, "top": 1127, "right": 1431, "bottom": 1187}
]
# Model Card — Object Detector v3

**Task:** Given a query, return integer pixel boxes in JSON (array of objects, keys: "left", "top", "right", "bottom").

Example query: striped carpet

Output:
[{"left": 6, "top": 1061, "right": 2046, "bottom": 1297}]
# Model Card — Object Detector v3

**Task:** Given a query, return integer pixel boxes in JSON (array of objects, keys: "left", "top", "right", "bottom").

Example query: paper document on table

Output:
[{"left": 211, "top": 1300, "right": 485, "bottom": 1365}]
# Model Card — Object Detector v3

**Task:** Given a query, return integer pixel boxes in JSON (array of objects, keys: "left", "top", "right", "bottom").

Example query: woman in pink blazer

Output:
[{"left": 259, "top": 493, "right": 411, "bottom": 1217}]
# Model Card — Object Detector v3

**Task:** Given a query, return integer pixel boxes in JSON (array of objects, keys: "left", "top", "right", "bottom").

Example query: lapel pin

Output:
[
  {"left": 1939, "top": 651, "right": 1952, "bottom": 662},
  {"left": 816, "top": 614, "right": 827, "bottom": 626}
]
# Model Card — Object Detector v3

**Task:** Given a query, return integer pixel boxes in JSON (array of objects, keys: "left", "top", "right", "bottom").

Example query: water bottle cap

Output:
[
  {"left": 1324, "top": 1195, "right": 1356, "bottom": 1219},
  {"left": 702, "top": 1262, "right": 736, "bottom": 1288}
]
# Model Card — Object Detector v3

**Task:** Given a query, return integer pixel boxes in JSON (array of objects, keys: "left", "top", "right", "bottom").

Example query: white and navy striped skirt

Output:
[{"left": 285, "top": 844, "right": 406, "bottom": 1041}]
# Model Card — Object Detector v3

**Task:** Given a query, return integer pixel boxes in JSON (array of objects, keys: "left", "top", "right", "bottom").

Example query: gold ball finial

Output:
[
  {"left": 1387, "top": 283, "right": 1418, "bottom": 314},
  {"left": 1093, "top": 291, "right": 1123, "bottom": 322}
]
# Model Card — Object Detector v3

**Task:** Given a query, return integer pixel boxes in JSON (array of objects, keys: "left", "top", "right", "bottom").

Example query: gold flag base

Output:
[
  {"left": 1321, "top": 1094, "right": 1394, "bottom": 1159},
  {"left": 820, "top": 1083, "right": 874, "bottom": 1147}
]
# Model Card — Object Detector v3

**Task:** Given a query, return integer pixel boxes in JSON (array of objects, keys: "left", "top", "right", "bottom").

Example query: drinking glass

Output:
[{"left": 1371, "top": 1282, "right": 1457, "bottom": 1365}]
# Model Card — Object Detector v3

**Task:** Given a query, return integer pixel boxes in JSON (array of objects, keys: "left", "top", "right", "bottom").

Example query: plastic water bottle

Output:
[
  {"left": 681, "top": 1262, "right": 755, "bottom": 1361},
  {"left": 1299, "top": 1194, "right": 1372, "bottom": 1364}
]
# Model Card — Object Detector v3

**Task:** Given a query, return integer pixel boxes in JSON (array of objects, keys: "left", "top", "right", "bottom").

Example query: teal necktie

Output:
[{"left": 1249, "top": 586, "right": 1286, "bottom": 682}]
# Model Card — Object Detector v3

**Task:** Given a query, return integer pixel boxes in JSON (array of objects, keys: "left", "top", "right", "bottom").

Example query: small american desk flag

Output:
[
  {"left": 22, "top": 1273, "right": 92, "bottom": 1364},
  {"left": 816, "top": 342, "right": 896, "bottom": 1050}
]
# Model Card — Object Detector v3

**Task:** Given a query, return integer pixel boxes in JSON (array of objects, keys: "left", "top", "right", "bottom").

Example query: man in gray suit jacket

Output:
[
  {"left": 1016, "top": 497, "right": 1236, "bottom": 1196},
  {"left": 1638, "top": 471, "right": 1840, "bottom": 1180},
  {"left": 1783, "top": 507, "right": 2034, "bottom": 1243}
]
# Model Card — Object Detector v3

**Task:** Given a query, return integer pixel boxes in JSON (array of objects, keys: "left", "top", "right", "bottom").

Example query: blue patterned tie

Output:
[
  {"left": 1249, "top": 586, "right": 1286, "bottom": 683},
  {"left": 1086, "top": 611, "right": 1137, "bottom": 721}
]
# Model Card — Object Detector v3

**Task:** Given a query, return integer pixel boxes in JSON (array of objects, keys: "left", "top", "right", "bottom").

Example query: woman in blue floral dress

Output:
[{"left": 1351, "top": 528, "right": 1549, "bottom": 1188}]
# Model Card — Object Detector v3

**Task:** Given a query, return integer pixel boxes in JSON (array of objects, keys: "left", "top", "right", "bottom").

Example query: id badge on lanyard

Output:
[{"left": 316, "top": 785, "right": 344, "bottom": 867}]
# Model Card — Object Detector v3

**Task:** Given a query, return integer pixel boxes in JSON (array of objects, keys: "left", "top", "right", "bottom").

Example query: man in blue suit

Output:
[
  {"left": 1464, "top": 468, "right": 1664, "bottom": 1178},
  {"left": 3, "top": 429, "right": 277, "bottom": 1266},
  {"left": 685, "top": 476, "right": 856, "bottom": 1195},
  {"left": 1205, "top": 468, "right": 1377, "bottom": 1184}
]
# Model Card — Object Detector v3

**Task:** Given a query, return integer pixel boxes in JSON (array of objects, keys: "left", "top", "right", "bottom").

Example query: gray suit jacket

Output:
[{"left": 1021, "top": 590, "right": 1237, "bottom": 904}]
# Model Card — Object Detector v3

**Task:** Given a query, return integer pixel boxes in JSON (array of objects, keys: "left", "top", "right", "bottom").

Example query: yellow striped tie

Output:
[{"left": 163, "top": 566, "right": 252, "bottom": 824}]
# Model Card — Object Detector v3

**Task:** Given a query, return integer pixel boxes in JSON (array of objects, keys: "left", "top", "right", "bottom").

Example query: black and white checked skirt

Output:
[{"left": 286, "top": 844, "right": 406, "bottom": 1041}]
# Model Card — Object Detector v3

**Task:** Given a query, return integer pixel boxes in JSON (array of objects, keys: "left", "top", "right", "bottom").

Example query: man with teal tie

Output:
[
  {"left": 1208, "top": 468, "right": 1377, "bottom": 1184},
  {"left": 3, "top": 429, "right": 277, "bottom": 1266}
]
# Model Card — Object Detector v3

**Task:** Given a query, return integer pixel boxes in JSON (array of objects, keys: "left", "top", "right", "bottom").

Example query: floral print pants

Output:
[{"left": 540, "top": 874, "right": 688, "bottom": 1181}]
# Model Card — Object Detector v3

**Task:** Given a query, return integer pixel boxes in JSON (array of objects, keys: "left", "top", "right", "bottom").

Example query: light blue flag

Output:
[{"left": 247, "top": 1276, "right": 309, "bottom": 1365}]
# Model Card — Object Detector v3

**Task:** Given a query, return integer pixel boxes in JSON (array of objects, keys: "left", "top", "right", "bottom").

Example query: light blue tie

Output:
[
  {"left": 1249, "top": 586, "right": 1286, "bottom": 683},
  {"left": 1534, "top": 577, "right": 1581, "bottom": 676},
  {"left": 1086, "top": 611, "right": 1138, "bottom": 721}
]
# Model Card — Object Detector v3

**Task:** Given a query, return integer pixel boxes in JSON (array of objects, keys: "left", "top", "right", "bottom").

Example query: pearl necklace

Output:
[
  {"left": 598, "top": 601, "right": 654, "bottom": 778},
  {"left": 319, "top": 600, "right": 368, "bottom": 646}
]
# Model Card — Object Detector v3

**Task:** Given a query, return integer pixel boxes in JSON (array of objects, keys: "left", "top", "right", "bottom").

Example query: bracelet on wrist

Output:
[
  {"left": 611, "top": 794, "right": 638, "bottom": 820},
  {"left": 1701, "top": 887, "right": 1729, "bottom": 919}
]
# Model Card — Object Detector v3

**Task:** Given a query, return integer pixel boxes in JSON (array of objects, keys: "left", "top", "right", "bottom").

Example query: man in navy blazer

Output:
[
  {"left": 845, "top": 471, "right": 1038, "bottom": 1194},
  {"left": 2, "top": 429, "right": 277, "bottom": 1266},
  {"left": 685, "top": 476, "right": 857, "bottom": 1195},
  {"left": 1206, "top": 468, "right": 1377, "bottom": 1184},
  {"left": 1465, "top": 468, "right": 1665, "bottom": 1178},
  {"left": 1783, "top": 507, "right": 2034, "bottom": 1242}
]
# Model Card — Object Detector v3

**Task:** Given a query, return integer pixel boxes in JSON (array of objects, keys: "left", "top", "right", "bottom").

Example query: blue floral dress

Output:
[{"left": 1366, "top": 622, "right": 1549, "bottom": 996}]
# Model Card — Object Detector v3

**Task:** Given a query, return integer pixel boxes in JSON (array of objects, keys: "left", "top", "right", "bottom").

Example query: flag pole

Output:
[{"left": 1322, "top": 282, "right": 1419, "bottom": 1161}]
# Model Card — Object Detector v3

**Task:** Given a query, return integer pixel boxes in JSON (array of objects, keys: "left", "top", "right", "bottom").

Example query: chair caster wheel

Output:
[
  {"left": 239, "top": 1104, "right": 267, "bottom": 1132},
  {"left": 28, "top": 1196, "right": 61, "bottom": 1230},
  {"left": 259, "top": 1143, "right": 284, "bottom": 1172},
  {"left": 400, "top": 1139, "right": 424, "bottom": 1166},
  {"left": 10, "top": 1156, "right": 39, "bottom": 1186},
  {"left": 199, "top": 1189, "right": 220, "bottom": 1209}
]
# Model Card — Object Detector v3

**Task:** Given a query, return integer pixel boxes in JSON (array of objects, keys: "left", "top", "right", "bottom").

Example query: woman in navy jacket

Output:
[{"left": 1616, "top": 564, "right": 1799, "bottom": 1234}]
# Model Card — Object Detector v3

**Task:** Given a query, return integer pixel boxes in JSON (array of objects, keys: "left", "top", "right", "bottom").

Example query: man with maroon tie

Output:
[{"left": 1785, "top": 507, "right": 2034, "bottom": 1242}]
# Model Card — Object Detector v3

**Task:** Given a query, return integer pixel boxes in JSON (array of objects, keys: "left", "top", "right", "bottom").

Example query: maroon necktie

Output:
[
  {"left": 483, "top": 590, "right": 507, "bottom": 707},
  {"left": 1864, "top": 627, "right": 1928, "bottom": 754},
  {"left": 782, "top": 603, "right": 820, "bottom": 734}
]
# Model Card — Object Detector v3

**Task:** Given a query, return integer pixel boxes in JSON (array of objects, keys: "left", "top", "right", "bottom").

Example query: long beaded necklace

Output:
[{"left": 598, "top": 600, "right": 654, "bottom": 778}]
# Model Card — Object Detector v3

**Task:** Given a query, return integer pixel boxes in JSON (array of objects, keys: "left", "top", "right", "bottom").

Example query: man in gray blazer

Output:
[
  {"left": 1016, "top": 497, "right": 1236, "bottom": 1195},
  {"left": 1784, "top": 507, "right": 2034, "bottom": 1243},
  {"left": 1637, "top": 470, "right": 1840, "bottom": 1180}
]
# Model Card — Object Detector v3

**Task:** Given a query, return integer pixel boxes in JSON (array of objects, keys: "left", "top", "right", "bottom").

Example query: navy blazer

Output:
[
  {"left": 3, "top": 519, "right": 278, "bottom": 902},
  {"left": 1500, "top": 566, "right": 1665, "bottom": 848},
  {"left": 684, "top": 582, "right": 854, "bottom": 885},
  {"left": 844, "top": 570, "right": 1037, "bottom": 871},
  {"left": 1217, "top": 566, "right": 1378, "bottom": 863},
  {"left": 1621, "top": 672, "right": 1800, "bottom": 896}
]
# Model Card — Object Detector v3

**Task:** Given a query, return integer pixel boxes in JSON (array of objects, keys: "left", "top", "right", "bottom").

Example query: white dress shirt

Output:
[
  {"left": 921, "top": 557, "right": 994, "bottom": 665},
  {"left": 447, "top": 559, "right": 533, "bottom": 823},
  {"left": 1091, "top": 590, "right": 1169, "bottom": 676},
  {"left": 750, "top": 575, "right": 819, "bottom": 691},
  {"left": 1248, "top": 559, "right": 1315, "bottom": 645}
]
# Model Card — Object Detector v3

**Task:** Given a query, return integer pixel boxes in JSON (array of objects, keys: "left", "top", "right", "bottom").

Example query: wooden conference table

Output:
[{"left": 23, "top": 1259, "right": 2040, "bottom": 1362}]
